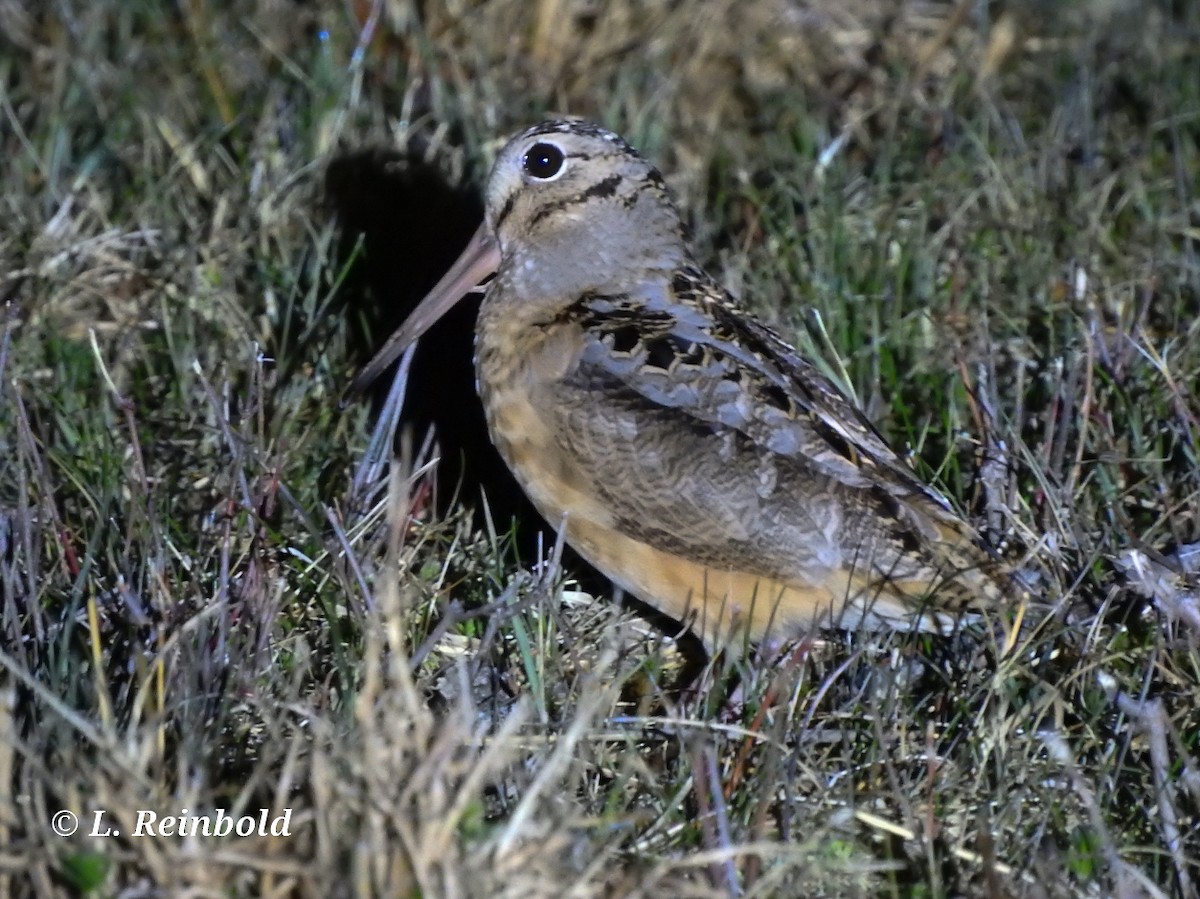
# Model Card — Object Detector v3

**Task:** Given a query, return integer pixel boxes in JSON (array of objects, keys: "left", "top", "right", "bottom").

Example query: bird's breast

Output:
[{"left": 474, "top": 316, "right": 614, "bottom": 530}]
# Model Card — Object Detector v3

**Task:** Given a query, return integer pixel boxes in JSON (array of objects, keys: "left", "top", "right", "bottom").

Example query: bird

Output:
[{"left": 350, "top": 119, "right": 1021, "bottom": 653}]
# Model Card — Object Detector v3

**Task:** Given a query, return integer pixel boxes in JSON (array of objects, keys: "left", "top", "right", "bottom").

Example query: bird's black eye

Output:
[{"left": 522, "top": 142, "right": 565, "bottom": 180}]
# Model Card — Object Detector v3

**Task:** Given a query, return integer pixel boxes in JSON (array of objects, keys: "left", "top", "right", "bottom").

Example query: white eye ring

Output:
[{"left": 521, "top": 141, "right": 568, "bottom": 181}]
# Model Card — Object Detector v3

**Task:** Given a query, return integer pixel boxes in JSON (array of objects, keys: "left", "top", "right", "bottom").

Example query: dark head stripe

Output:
[{"left": 519, "top": 120, "right": 641, "bottom": 158}]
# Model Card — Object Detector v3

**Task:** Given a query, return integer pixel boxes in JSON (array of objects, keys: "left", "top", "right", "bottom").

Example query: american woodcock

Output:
[{"left": 352, "top": 119, "right": 1018, "bottom": 652}]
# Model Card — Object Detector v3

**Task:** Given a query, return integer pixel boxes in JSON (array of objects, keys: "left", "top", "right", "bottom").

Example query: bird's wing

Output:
[{"left": 541, "top": 265, "right": 1005, "bottom": 601}]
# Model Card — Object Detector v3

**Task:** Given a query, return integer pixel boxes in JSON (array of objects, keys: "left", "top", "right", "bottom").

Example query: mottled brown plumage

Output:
[{"left": 353, "top": 119, "right": 1019, "bottom": 651}]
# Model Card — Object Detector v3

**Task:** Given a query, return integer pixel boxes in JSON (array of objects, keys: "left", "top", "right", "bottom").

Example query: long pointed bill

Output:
[{"left": 347, "top": 222, "right": 501, "bottom": 395}]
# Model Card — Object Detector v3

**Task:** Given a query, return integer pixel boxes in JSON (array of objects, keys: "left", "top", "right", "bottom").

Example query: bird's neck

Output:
[{"left": 488, "top": 202, "right": 688, "bottom": 319}]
